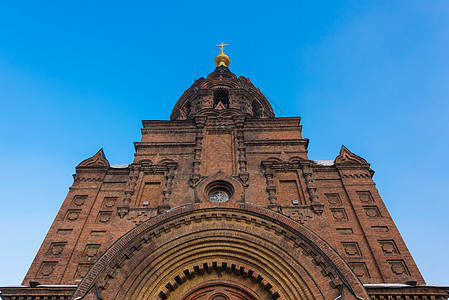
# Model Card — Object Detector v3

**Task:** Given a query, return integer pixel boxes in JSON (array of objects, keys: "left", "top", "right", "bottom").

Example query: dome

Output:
[
  {"left": 170, "top": 65, "right": 275, "bottom": 120},
  {"left": 214, "top": 53, "right": 230, "bottom": 67}
]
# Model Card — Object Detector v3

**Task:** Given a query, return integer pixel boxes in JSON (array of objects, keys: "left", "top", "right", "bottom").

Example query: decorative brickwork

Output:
[
  {"left": 47, "top": 242, "right": 66, "bottom": 257},
  {"left": 36, "top": 262, "right": 57, "bottom": 277},
  {"left": 2, "top": 59, "right": 447, "bottom": 300},
  {"left": 71, "top": 203, "right": 370, "bottom": 300},
  {"left": 342, "top": 242, "right": 362, "bottom": 256}
]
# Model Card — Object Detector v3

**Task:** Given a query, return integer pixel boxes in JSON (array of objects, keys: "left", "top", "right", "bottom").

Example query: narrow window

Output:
[
  {"left": 252, "top": 100, "right": 262, "bottom": 117},
  {"left": 181, "top": 101, "right": 191, "bottom": 118},
  {"left": 213, "top": 89, "right": 229, "bottom": 108}
]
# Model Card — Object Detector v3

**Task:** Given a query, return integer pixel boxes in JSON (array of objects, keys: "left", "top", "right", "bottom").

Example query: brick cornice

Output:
[{"left": 0, "top": 285, "right": 76, "bottom": 300}]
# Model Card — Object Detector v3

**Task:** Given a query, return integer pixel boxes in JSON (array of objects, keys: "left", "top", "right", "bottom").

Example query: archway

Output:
[
  {"left": 72, "top": 203, "right": 369, "bottom": 299},
  {"left": 181, "top": 280, "right": 261, "bottom": 300}
]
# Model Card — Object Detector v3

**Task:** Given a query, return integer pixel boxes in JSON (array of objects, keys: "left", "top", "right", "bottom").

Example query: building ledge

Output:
[
  {"left": 364, "top": 284, "right": 449, "bottom": 300},
  {"left": 0, "top": 285, "right": 77, "bottom": 300}
]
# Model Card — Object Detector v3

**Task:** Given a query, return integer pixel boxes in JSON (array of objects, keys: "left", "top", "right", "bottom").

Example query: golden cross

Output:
[{"left": 216, "top": 43, "right": 228, "bottom": 54}]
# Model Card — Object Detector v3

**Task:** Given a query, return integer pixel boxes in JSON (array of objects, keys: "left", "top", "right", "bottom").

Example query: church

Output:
[{"left": 1, "top": 46, "right": 448, "bottom": 300}]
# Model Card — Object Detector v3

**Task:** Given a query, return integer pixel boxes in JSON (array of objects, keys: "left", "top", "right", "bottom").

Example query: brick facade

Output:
[{"left": 1, "top": 60, "right": 448, "bottom": 300}]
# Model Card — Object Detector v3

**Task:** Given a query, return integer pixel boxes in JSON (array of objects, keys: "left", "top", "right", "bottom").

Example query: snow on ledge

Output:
[
  {"left": 313, "top": 160, "right": 334, "bottom": 166},
  {"left": 0, "top": 285, "right": 78, "bottom": 288},
  {"left": 364, "top": 283, "right": 448, "bottom": 288},
  {"left": 110, "top": 164, "right": 129, "bottom": 169}
]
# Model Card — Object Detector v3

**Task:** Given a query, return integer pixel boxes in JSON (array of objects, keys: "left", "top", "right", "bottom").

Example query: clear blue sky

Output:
[{"left": 1, "top": 0, "right": 448, "bottom": 286}]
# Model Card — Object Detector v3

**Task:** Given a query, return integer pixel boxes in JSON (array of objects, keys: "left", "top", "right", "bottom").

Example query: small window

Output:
[
  {"left": 181, "top": 101, "right": 191, "bottom": 117},
  {"left": 206, "top": 180, "right": 234, "bottom": 203},
  {"left": 252, "top": 100, "right": 262, "bottom": 117},
  {"left": 213, "top": 89, "right": 229, "bottom": 108}
]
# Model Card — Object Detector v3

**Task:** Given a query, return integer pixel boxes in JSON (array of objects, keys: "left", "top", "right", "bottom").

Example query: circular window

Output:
[
  {"left": 210, "top": 189, "right": 229, "bottom": 202},
  {"left": 206, "top": 180, "right": 234, "bottom": 203}
]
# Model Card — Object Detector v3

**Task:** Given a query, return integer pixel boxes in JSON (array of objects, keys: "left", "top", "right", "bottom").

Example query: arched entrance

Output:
[
  {"left": 181, "top": 280, "right": 261, "bottom": 300},
  {"left": 72, "top": 203, "right": 369, "bottom": 299}
]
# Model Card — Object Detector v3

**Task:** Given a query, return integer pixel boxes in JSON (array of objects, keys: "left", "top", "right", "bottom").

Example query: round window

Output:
[
  {"left": 209, "top": 189, "right": 230, "bottom": 202},
  {"left": 206, "top": 180, "right": 234, "bottom": 203}
]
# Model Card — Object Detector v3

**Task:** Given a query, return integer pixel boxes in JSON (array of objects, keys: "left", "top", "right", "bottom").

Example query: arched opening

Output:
[
  {"left": 72, "top": 203, "right": 370, "bottom": 300},
  {"left": 181, "top": 101, "right": 191, "bottom": 119},
  {"left": 181, "top": 280, "right": 262, "bottom": 300},
  {"left": 214, "top": 89, "right": 229, "bottom": 108},
  {"left": 252, "top": 100, "right": 262, "bottom": 118}
]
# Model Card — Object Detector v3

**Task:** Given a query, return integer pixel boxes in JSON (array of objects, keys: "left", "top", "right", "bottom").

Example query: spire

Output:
[{"left": 214, "top": 42, "right": 230, "bottom": 67}]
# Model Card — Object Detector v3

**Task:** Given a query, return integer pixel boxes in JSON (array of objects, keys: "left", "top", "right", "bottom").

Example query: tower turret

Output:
[{"left": 170, "top": 47, "right": 274, "bottom": 120}]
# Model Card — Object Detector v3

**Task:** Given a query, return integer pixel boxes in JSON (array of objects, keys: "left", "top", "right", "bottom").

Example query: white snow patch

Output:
[
  {"left": 364, "top": 284, "right": 447, "bottom": 288},
  {"left": 313, "top": 160, "right": 334, "bottom": 166},
  {"left": 110, "top": 164, "right": 129, "bottom": 169}
]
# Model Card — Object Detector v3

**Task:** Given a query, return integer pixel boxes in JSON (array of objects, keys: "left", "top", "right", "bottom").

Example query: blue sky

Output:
[{"left": 0, "top": 1, "right": 448, "bottom": 286}]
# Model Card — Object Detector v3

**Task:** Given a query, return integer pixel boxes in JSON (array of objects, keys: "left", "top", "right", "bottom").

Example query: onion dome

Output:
[
  {"left": 214, "top": 53, "right": 230, "bottom": 67},
  {"left": 170, "top": 45, "right": 275, "bottom": 121},
  {"left": 214, "top": 43, "right": 231, "bottom": 67}
]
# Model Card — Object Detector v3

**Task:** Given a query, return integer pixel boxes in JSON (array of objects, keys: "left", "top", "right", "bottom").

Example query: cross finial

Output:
[{"left": 216, "top": 43, "right": 228, "bottom": 54}]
